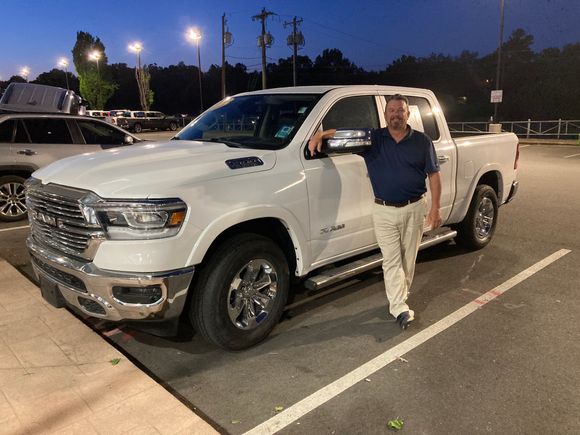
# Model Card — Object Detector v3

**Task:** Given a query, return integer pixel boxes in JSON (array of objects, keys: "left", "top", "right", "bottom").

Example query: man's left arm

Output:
[{"left": 427, "top": 171, "right": 442, "bottom": 229}]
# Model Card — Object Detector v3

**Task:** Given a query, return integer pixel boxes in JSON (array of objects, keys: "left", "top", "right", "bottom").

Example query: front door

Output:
[{"left": 302, "top": 94, "right": 382, "bottom": 267}]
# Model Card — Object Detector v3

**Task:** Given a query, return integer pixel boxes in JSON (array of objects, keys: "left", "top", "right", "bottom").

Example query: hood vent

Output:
[{"left": 225, "top": 157, "right": 264, "bottom": 170}]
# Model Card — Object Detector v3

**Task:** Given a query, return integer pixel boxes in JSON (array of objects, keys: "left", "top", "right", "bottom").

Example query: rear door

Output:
[
  {"left": 377, "top": 93, "right": 456, "bottom": 223},
  {"left": 11, "top": 118, "right": 95, "bottom": 170}
]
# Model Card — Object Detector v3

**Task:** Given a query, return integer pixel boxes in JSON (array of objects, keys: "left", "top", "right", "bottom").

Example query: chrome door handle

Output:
[
  {"left": 17, "top": 149, "right": 37, "bottom": 156},
  {"left": 437, "top": 155, "right": 450, "bottom": 163}
]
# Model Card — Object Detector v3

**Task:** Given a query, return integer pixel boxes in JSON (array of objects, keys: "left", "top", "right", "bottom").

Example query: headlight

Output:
[{"left": 81, "top": 198, "right": 187, "bottom": 240}]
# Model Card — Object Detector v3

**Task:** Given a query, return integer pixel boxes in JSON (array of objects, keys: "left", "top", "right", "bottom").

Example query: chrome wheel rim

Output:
[
  {"left": 475, "top": 197, "right": 495, "bottom": 239},
  {"left": 227, "top": 259, "right": 278, "bottom": 330},
  {"left": 0, "top": 182, "right": 27, "bottom": 219}
]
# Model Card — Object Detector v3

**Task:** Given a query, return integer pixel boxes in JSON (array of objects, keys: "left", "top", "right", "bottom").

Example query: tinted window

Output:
[
  {"left": 77, "top": 120, "right": 127, "bottom": 146},
  {"left": 322, "top": 96, "right": 380, "bottom": 130},
  {"left": 0, "top": 120, "right": 14, "bottom": 142},
  {"left": 23, "top": 119, "right": 73, "bottom": 144},
  {"left": 14, "top": 120, "right": 30, "bottom": 143},
  {"left": 407, "top": 96, "right": 440, "bottom": 141}
]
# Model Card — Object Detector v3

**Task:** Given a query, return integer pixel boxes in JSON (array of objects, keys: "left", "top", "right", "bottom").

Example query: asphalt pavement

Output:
[{"left": 0, "top": 143, "right": 579, "bottom": 434}]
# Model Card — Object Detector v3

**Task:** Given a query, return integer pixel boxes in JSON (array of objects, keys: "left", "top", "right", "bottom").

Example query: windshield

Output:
[{"left": 174, "top": 93, "right": 321, "bottom": 149}]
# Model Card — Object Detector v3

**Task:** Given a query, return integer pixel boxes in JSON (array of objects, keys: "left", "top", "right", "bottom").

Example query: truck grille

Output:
[{"left": 26, "top": 184, "right": 104, "bottom": 260}]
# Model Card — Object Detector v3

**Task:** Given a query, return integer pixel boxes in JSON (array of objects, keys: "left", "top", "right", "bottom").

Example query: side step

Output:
[{"left": 304, "top": 228, "right": 457, "bottom": 291}]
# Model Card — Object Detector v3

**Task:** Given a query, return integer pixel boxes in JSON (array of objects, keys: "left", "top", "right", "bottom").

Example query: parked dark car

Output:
[{"left": 116, "top": 111, "right": 180, "bottom": 133}]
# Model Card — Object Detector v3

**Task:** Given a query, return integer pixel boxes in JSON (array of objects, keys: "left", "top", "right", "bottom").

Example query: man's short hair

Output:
[{"left": 386, "top": 94, "right": 409, "bottom": 106}]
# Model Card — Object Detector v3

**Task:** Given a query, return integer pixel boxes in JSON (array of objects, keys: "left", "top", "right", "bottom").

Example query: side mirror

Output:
[
  {"left": 324, "top": 129, "right": 372, "bottom": 153},
  {"left": 124, "top": 135, "right": 134, "bottom": 145}
]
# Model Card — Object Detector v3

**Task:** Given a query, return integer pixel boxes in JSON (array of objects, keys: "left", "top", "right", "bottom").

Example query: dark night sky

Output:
[{"left": 1, "top": 0, "right": 579, "bottom": 81}]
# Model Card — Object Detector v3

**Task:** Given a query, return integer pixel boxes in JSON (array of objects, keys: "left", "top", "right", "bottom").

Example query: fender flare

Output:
[{"left": 186, "top": 205, "right": 310, "bottom": 276}]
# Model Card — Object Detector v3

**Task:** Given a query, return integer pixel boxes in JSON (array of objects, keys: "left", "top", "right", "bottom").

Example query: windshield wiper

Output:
[{"left": 206, "top": 137, "right": 245, "bottom": 148}]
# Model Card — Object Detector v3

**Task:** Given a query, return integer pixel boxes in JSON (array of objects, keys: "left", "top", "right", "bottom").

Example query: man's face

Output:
[{"left": 385, "top": 99, "right": 409, "bottom": 131}]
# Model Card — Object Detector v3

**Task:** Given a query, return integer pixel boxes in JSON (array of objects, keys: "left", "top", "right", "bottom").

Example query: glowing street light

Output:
[
  {"left": 128, "top": 41, "right": 143, "bottom": 68},
  {"left": 58, "top": 57, "right": 70, "bottom": 90},
  {"left": 186, "top": 28, "right": 203, "bottom": 112},
  {"left": 88, "top": 50, "right": 102, "bottom": 107},
  {"left": 19, "top": 66, "right": 30, "bottom": 82}
]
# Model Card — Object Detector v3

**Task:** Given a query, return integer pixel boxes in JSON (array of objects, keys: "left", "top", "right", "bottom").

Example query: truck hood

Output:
[{"left": 33, "top": 140, "right": 277, "bottom": 198}]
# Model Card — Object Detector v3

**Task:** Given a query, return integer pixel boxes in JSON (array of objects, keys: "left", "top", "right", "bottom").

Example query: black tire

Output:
[
  {"left": 455, "top": 184, "right": 498, "bottom": 250},
  {"left": 168, "top": 122, "right": 178, "bottom": 131},
  {"left": 133, "top": 123, "right": 142, "bottom": 133},
  {"left": 0, "top": 175, "right": 28, "bottom": 222},
  {"left": 190, "top": 233, "right": 290, "bottom": 350}
]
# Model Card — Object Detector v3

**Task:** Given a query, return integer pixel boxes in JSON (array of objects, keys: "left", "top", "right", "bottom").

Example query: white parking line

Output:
[
  {"left": 564, "top": 152, "right": 580, "bottom": 158},
  {"left": 244, "top": 249, "right": 571, "bottom": 435},
  {"left": 0, "top": 225, "right": 29, "bottom": 233},
  {"left": 519, "top": 145, "right": 531, "bottom": 148}
]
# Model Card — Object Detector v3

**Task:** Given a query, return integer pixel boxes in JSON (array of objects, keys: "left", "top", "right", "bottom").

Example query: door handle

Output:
[
  {"left": 437, "top": 155, "right": 450, "bottom": 163},
  {"left": 17, "top": 149, "right": 37, "bottom": 156}
]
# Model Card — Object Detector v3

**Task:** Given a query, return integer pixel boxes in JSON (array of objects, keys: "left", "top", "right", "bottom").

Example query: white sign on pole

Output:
[{"left": 491, "top": 90, "right": 503, "bottom": 103}]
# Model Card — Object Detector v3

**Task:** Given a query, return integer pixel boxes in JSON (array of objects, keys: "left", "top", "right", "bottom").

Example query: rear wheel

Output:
[
  {"left": 455, "top": 184, "right": 498, "bottom": 250},
  {"left": 0, "top": 175, "right": 28, "bottom": 222},
  {"left": 168, "top": 122, "right": 178, "bottom": 131},
  {"left": 133, "top": 123, "right": 142, "bottom": 133},
  {"left": 190, "top": 233, "right": 290, "bottom": 350}
]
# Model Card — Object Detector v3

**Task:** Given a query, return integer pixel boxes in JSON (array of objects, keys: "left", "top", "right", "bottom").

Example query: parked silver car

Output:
[{"left": 0, "top": 112, "right": 141, "bottom": 221}]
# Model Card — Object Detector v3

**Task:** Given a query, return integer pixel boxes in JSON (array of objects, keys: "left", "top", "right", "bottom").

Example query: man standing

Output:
[{"left": 308, "top": 94, "right": 442, "bottom": 329}]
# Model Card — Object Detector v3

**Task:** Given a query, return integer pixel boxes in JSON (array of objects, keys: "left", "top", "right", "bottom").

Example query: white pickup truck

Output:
[{"left": 26, "top": 85, "right": 519, "bottom": 350}]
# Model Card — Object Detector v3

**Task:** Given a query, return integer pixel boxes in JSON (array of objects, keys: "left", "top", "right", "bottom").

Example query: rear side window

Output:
[
  {"left": 405, "top": 96, "right": 440, "bottom": 141},
  {"left": 77, "top": 120, "right": 126, "bottom": 146},
  {"left": 14, "top": 120, "right": 30, "bottom": 143},
  {"left": 22, "top": 119, "right": 73, "bottom": 144},
  {"left": 322, "top": 96, "right": 380, "bottom": 130},
  {"left": 0, "top": 120, "right": 14, "bottom": 142}
]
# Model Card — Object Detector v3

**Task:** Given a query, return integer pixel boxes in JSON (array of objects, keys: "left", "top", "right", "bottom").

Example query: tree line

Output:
[{"left": 2, "top": 28, "right": 579, "bottom": 121}]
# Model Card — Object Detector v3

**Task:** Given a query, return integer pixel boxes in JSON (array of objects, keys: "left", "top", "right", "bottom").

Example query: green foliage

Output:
[{"left": 72, "top": 31, "right": 115, "bottom": 109}]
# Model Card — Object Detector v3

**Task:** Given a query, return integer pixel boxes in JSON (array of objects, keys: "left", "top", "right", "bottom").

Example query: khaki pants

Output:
[{"left": 372, "top": 197, "right": 427, "bottom": 318}]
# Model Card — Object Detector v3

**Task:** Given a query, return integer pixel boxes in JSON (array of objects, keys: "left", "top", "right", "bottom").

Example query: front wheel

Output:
[
  {"left": 190, "top": 233, "right": 290, "bottom": 350},
  {"left": 0, "top": 175, "right": 28, "bottom": 222},
  {"left": 168, "top": 122, "right": 177, "bottom": 131},
  {"left": 133, "top": 123, "right": 142, "bottom": 133},
  {"left": 455, "top": 184, "right": 498, "bottom": 250}
]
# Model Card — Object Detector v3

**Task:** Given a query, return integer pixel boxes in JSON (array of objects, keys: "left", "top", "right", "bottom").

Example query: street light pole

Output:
[
  {"left": 58, "top": 58, "right": 70, "bottom": 90},
  {"left": 88, "top": 50, "right": 102, "bottom": 108},
  {"left": 493, "top": 0, "right": 505, "bottom": 122},
  {"left": 20, "top": 67, "right": 30, "bottom": 83},
  {"left": 187, "top": 28, "right": 203, "bottom": 113}
]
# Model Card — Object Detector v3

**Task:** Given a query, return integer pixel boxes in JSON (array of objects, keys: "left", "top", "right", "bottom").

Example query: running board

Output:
[{"left": 304, "top": 228, "right": 457, "bottom": 291}]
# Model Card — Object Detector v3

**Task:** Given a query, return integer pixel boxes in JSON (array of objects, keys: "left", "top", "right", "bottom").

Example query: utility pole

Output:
[
  {"left": 284, "top": 16, "right": 304, "bottom": 86},
  {"left": 493, "top": 0, "right": 505, "bottom": 122},
  {"left": 221, "top": 14, "right": 233, "bottom": 99},
  {"left": 252, "top": 8, "right": 275, "bottom": 89}
]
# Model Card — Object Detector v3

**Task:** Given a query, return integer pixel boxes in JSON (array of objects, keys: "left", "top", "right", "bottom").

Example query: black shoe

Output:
[{"left": 396, "top": 311, "right": 414, "bottom": 330}]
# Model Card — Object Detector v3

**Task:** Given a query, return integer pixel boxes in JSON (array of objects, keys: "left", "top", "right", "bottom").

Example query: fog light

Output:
[{"left": 112, "top": 286, "right": 163, "bottom": 304}]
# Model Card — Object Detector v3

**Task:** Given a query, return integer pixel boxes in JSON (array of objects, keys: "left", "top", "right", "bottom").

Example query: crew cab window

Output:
[
  {"left": 22, "top": 119, "right": 73, "bottom": 144},
  {"left": 407, "top": 96, "right": 440, "bottom": 141},
  {"left": 77, "top": 120, "right": 127, "bottom": 146},
  {"left": 322, "top": 96, "right": 380, "bottom": 131},
  {"left": 0, "top": 120, "right": 14, "bottom": 142}
]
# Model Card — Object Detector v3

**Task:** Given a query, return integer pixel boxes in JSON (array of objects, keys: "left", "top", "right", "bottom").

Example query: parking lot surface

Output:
[{"left": 1, "top": 144, "right": 579, "bottom": 434}]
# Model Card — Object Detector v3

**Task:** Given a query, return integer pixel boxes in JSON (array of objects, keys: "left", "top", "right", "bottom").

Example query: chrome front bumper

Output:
[{"left": 27, "top": 236, "right": 194, "bottom": 322}]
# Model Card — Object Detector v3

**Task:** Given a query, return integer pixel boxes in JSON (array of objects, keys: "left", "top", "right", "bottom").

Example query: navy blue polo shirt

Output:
[{"left": 359, "top": 127, "right": 440, "bottom": 203}]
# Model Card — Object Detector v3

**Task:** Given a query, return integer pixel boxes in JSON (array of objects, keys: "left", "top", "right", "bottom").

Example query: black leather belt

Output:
[{"left": 374, "top": 196, "right": 423, "bottom": 207}]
